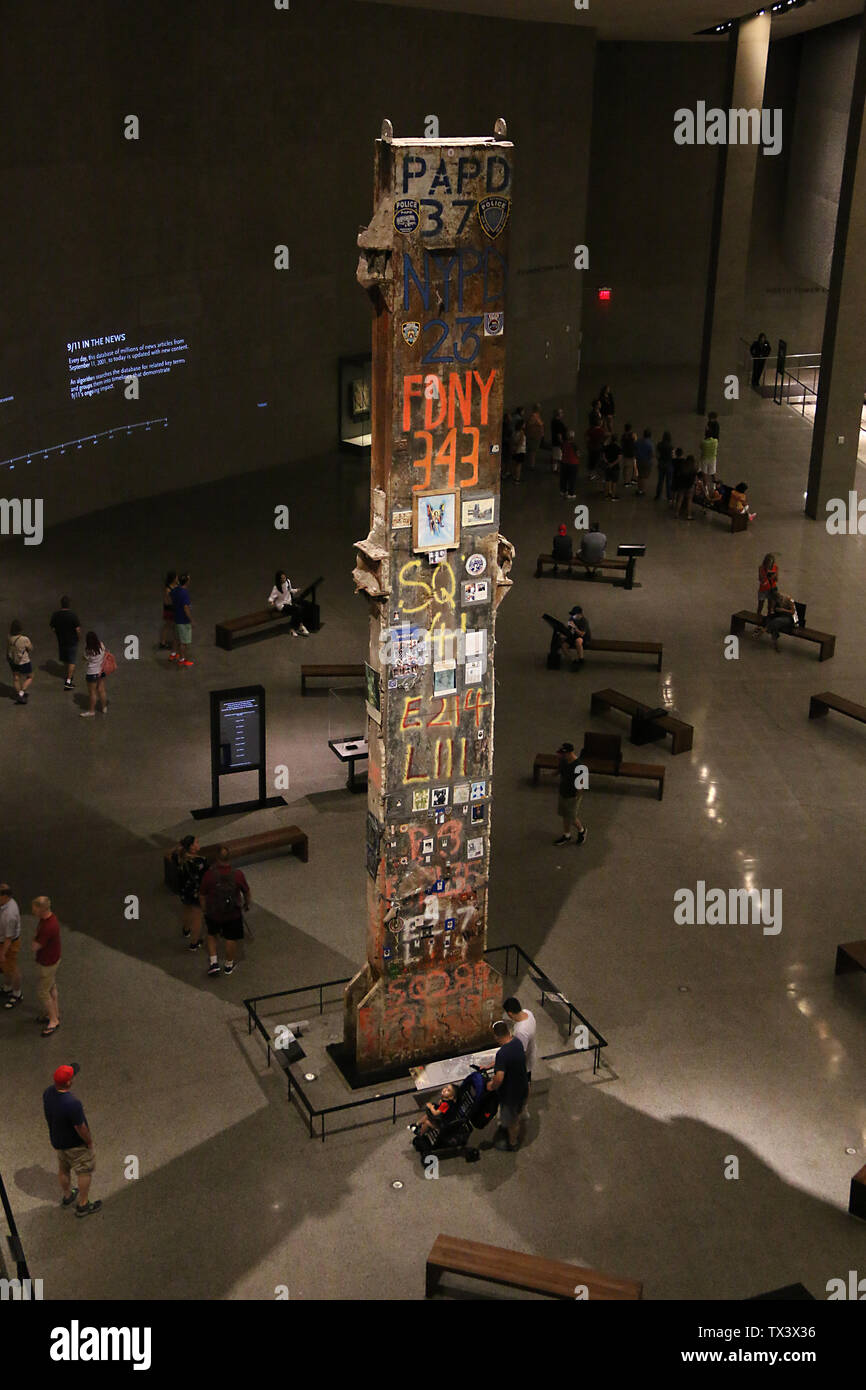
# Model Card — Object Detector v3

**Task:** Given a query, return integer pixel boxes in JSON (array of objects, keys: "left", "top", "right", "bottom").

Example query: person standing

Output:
[
  {"left": 170, "top": 572, "right": 193, "bottom": 667},
  {"left": 585, "top": 415, "right": 605, "bottom": 481},
  {"left": 750, "top": 332, "right": 771, "bottom": 389},
  {"left": 173, "top": 835, "right": 208, "bottom": 950},
  {"left": 602, "top": 432, "right": 621, "bottom": 501},
  {"left": 526, "top": 404, "right": 544, "bottom": 473},
  {"left": 554, "top": 741, "right": 587, "bottom": 846},
  {"left": 635, "top": 428, "right": 654, "bottom": 496},
  {"left": 160, "top": 571, "right": 178, "bottom": 650},
  {"left": 654, "top": 431, "right": 674, "bottom": 501},
  {"left": 511, "top": 410, "right": 526, "bottom": 484},
  {"left": 560, "top": 431, "right": 579, "bottom": 499},
  {"left": 503, "top": 997, "right": 537, "bottom": 1087},
  {"left": 7, "top": 620, "right": 34, "bottom": 705},
  {"left": 757, "top": 554, "right": 778, "bottom": 617},
  {"left": 673, "top": 452, "right": 697, "bottom": 520},
  {"left": 620, "top": 422, "right": 638, "bottom": 487},
  {"left": 31, "top": 896, "right": 61, "bottom": 1036},
  {"left": 705, "top": 410, "right": 720, "bottom": 455},
  {"left": 49, "top": 597, "right": 81, "bottom": 691},
  {"left": 486, "top": 1020, "right": 529, "bottom": 1152},
  {"left": 699, "top": 430, "right": 719, "bottom": 499},
  {"left": 80, "top": 631, "right": 108, "bottom": 717},
  {"left": 550, "top": 408, "right": 567, "bottom": 475},
  {"left": 0, "top": 884, "right": 23, "bottom": 1009},
  {"left": 599, "top": 385, "right": 615, "bottom": 431},
  {"left": 43, "top": 1064, "right": 102, "bottom": 1218},
  {"left": 200, "top": 847, "right": 250, "bottom": 977}
]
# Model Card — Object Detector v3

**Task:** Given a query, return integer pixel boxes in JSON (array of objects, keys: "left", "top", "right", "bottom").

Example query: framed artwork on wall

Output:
[{"left": 413, "top": 489, "right": 460, "bottom": 552}]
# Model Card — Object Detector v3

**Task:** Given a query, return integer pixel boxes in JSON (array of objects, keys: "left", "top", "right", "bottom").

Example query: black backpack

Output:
[{"left": 206, "top": 869, "right": 243, "bottom": 922}]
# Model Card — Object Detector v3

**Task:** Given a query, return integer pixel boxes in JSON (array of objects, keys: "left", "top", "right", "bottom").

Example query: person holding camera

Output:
[{"left": 554, "top": 742, "right": 587, "bottom": 847}]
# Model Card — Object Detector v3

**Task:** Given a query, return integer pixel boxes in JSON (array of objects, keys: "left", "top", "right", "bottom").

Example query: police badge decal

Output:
[
  {"left": 401, "top": 321, "right": 421, "bottom": 346},
  {"left": 477, "top": 195, "right": 510, "bottom": 240}
]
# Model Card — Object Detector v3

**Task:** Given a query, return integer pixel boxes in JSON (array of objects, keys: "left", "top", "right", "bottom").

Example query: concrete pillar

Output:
[
  {"left": 344, "top": 122, "right": 514, "bottom": 1077},
  {"left": 697, "top": 14, "right": 771, "bottom": 416},
  {"left": 805, "top": 8, "right": 866, "bottom": 520}
]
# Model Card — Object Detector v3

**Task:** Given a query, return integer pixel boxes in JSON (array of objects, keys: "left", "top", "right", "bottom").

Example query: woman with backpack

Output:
[
  {"left": 173, "top": 835, "right": 209, "bottom": 950},
  {"left": 7, "top": 620, "right": 34, "bottom": 705},
  {"left": 81, "top": 630, "right": 110, "bottom": 717}
]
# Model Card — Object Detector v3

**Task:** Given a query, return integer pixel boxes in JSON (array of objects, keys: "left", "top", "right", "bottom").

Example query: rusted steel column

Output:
[{"left": 344, "top": 120, "right": 515, "bottom": 1076}]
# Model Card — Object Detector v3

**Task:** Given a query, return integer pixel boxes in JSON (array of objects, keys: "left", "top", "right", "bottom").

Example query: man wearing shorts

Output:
[
  {"left": 170, "top": 572, "right": 193, "bottom": 667},
  {"left": 486, "top": 1020, "right": 529, "bottom": 1152},
  {"left": 0, "top": 884, "right": 23, "bottom": 1008},
  {"left": 49, "top": 596, "right": 81, "bottom": 691},
  {"left": 554, "top": 742, "right": 587, "bottom": 847},
  {"left": 200, "top": 847, "right": 250, "bottom": 977},
  {"left": 31, "top": 896, "right": 61, "bottom": 1036},
  {"left": 43, "top": 1063, "right": 101, "bottom": 1218}
]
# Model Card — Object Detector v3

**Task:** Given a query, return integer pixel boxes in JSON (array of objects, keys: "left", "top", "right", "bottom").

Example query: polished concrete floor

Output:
[{"left": 2, "top": 366, "right": 866, "bottom": 1301}]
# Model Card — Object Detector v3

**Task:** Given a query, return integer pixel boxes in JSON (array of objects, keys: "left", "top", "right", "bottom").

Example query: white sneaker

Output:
[
  {"left": 298, "top": 625, "right": 310, "bottom": 636},
  {"left": 290, "top": 629, "right": 299, "bottom": 638},
  {"left": 80, "top": 711, "right": 96, "bottom": 718}
]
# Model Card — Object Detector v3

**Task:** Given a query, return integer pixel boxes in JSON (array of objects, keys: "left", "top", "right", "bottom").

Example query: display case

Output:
[{"left": 338, "top": 352, "right": 372, "bottom": 452}]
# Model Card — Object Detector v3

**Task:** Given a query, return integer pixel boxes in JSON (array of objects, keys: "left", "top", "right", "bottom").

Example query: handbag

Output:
[{"left": 101, "top": 650, "right": 118, "bottom": 676}]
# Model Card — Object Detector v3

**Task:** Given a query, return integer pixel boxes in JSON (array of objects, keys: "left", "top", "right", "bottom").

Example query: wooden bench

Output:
[
  {"left": 834, "top": 940, "right": 866, "bottom": 976},
  {"left": 535, "top": 552, "right": 638, "bottom": 590},
  {"left": 215, "top": 578, "right": 323, "bottom": 650},
  {"left": 590, "top": 688, "right": 693, "bottom": 755},
  {"left": 587, "top": 638, "right": 662, "bottom": 671},
  {"left": 731, "top": 611, "right": 836, "bottom": 662},
  {"left": 809, "top": 692, "right": 866, "bottom": 724},
  {"left": 164, "top": 825, "right": 308, "bottom": 888},
  {"left": 425, "top": 1234, "right": 642, "bottom": 1301},
  {"left": 301, "top": 663, "right": 365, "bottom": 695},
  {"left": 533, "top": 751, "right": 665, "bottom": 800},
  {"left": 693, "top": 496, "right": 748, "bottom": 532}
]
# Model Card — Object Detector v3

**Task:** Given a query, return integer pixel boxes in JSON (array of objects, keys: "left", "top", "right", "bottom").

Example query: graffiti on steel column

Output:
[{"left": 349, "top": 127, "right": 513, "bottom": 1068}]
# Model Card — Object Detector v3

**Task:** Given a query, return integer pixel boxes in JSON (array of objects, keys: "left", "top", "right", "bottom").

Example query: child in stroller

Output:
[{"left": 410, "top": 1067, "right": 499, "bottom": 1165}]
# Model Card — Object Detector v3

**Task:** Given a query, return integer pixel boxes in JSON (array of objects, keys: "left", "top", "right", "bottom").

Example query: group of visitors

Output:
[
  {"left": 170, "top": 839, "right": 251, "bottom": 977},
  {"left": 502, "top": 404, "right": 580, "bottom": 495},
  {"left": 0, "top": 887, "right": 63, "bottom": 1035},
  {"left": 753, "top": 552, "right": 800, "bottom": 648},
  {"left": 6, "top": 601, "right": 113, "bottom": 714}
]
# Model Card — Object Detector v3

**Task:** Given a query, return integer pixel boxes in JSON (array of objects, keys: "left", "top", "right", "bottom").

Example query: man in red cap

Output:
[{"left": 42, "top": 1063, "right": 101, "bottom": 1218}]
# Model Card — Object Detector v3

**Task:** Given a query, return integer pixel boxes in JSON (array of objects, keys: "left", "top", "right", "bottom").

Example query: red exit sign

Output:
[{"left": 598, "top": 287, "right": 611, "bottom": 301}]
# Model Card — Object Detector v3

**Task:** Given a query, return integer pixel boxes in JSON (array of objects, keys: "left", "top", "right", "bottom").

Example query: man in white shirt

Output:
[
  {"left": 0, "top": 884, "right": 23, "bottom": 1008},
  {"left": 504, "top": 996, "right": 537, "bottom": 1083}
]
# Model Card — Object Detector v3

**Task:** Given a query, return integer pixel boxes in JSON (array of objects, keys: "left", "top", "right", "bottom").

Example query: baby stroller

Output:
[{"left": 411, "top": 1067, "right": 499, "bottom": 1165}]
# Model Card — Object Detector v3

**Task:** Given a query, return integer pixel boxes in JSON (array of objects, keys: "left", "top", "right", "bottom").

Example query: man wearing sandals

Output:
[
  {"left": 31, "top": 895, "right": 61, "bottom": 1037},
  {"left": 43, "top": 1063, "right": 102, "bottom": 1219}
]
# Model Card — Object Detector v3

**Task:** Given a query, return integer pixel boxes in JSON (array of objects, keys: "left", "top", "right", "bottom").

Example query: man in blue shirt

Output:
[
  {"left": 486, "top": 1020, "right": 529, "bottom": 1152},
  {"left": 170, "top": 572, "right": 193, "bottom": 667},
  {"left": 42, "top": 1064, "right": 101, "bottom": 1218}
]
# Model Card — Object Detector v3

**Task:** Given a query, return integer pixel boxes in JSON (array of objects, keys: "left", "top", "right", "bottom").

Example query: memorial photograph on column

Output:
[{"left": 0, "top": 0, "right": 863, "bottom": 1368}]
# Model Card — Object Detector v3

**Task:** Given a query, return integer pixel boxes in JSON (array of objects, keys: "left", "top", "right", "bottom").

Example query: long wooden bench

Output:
[
  {"left": 164, "top": 825, "right": 308, "bottom": 889},
  {"left": 809, "top": 692, "right": 866, "bottom": 724},
  {"left": 693, "top": 496, "right": 748, "bottom": 532},
  {"left": 590, "top": 688, "right": 693, "bottom": 755},
  {"left": 731, "top": 611, "right": 836, "bottom": 662},
  {"left": 835, "top": 940, "right": 866, "bottom": 976},
  {"left": 300, "top": 663, "right": 365, "bottom": 695},
  {"left": 533, "top": 751, "right": 665, "bottom": 800},
  {"left": 215, "top": 578, "right": 323, "bottom": 650},
  {"left": 587, "top": 638, "right": 662, "bottom": 671},
  {"left": 425, "top": 1234, "right": 642, "bottom": 1301},
  {"left": 535, "top": 552, "right": 638, "bottom": 589}
]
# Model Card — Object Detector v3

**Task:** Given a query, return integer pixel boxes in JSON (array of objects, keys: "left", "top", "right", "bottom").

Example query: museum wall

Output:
[
  {"left": 782, "top": 16, "right": 860, "bottom": 294},
  {"left": 0, "top": 0, "right": 595, "bottom": 527},
  {"left": 581, "top": 41, "right": 728, "bottom": 369}
]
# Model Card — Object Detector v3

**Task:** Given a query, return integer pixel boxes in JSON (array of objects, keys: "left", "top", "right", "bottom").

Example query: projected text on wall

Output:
[{"left": 67, "top": 333, "right": 189, "bottom": 399}]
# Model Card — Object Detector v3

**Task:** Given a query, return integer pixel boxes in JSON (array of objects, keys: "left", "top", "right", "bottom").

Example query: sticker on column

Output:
[
  {"left": 467, "top": 837, "right": 484, "bottom": 860},
  {"left": 465, "top": 553, "right": 487, "bottom": 577},
  {"left": 392, "top": 509, "right": 412, "bottom": 529},
  {"left": 470, "top": 781, "right": 486, "bottom": 801},
  {"left": 462, "top": 496, "right": 496, "bottom": 528},
  {"left": 431, "top": 786, "right": 449, "bottom": 808},
  {"left": 401, "top": 322, "right": 420, "bottom": 347},
  {"left": 453, "top": 783, "right": 470, "bottom": 805},
  {"left": 394, "top": 199, "right": 420, "bottom": 233},
  {"left": 413, "top": 789, "right": 430, "bottom": 812},
  {"left": 462, "top": 579, "right": 490, "bottom": 605},
  {"left": 484, "top": 311, "right": 504, "bottom": 336}
]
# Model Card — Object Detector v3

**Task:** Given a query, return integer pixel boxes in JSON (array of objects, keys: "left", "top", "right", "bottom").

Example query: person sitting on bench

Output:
[
  {"left": 268, "top": 571, "right": 310, "bottom": 636},
  {"left": 578, "top": 521, "right": 606, "bottom": 567},
  {"left": 549, "top": 605, "right": 591, "bottom": 669},
  {"left": 552, "top": 523, "right": 573, "bottom": 564},
  {"left": 757, "top": 592, "right": 798, "bottom": 648},
  {"left": 729, "top": 481, "right": 750, "bottom": 516},
  {"left": 412, "top": 1084, "right": 458, "bottom": 1139}
]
